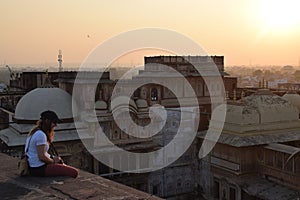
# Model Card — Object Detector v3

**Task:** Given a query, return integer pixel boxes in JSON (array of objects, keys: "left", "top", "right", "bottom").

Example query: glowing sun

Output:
[{"left": 260, "top": 0, "right": 300, "bottom": 30}]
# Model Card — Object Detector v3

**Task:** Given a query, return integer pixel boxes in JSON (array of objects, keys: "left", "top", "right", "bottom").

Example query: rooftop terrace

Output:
[{"left": 0, "top": 153, "right": 162, "bottom": 200}]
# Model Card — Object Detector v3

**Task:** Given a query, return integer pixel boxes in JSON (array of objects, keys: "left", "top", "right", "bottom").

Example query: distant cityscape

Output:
[
  {"left": 1, "top": 63, "right": 300, "bottom": 89},
  {"left": 0, "top": 55, "right": 299, "bottom": 199}
]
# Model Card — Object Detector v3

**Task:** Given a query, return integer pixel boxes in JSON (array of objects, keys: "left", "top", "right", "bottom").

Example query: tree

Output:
[
  {"left": 252, "top": 69, "right": 263, "bottom": 77},
  {"left": 293, "top": 70, "right": 300, "bottom": 82}
]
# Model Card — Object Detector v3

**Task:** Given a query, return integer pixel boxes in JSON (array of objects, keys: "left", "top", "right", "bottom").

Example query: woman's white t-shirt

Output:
[{"left": 25, "top": 130, "right": 50, "bottom": 167}]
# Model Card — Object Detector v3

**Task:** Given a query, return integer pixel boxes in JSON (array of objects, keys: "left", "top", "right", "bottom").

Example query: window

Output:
[
  {"left": 275, "top": 152, "right": 283, "bottom": 169},
  {"left": 213, "top": 180, "right": 220, "bottom": 199},
  {"left": 151, "top": 88, "right": 158, "bottom": 101},
  {"left": 284, "top": 154, "right": 293, "bottom": 172},
  {"left": 113, "top": 130, "right": 119, "bottom": 140},
  {"left": 177, "top": 179, "right": 182, "bottom": 187},
  {"left": 265, "top": 150, "right": 274, "bottom": 166},
  {"left": 258, "top": 149, "right": 264, "bottom": 163},
  {"left": 295, "top": 157, "right": 300, "bottom": 173},
  {"left": 229, "top": 187, "right": 236, "bottom": 200},
  {"left": 98, "top": 158, "right": 109, "bottom": 174},
  {"left": 185, "top": 181, "right": 190, "bottom": 189},
  {"left": 133, "top": 88, "right": 140, "bottom": 98},
  {"left": 172, "top": 121, "right": 178, "bottom": 128},
  {"left": 152, "top": 184, "right": 159, "bottom": 195}
]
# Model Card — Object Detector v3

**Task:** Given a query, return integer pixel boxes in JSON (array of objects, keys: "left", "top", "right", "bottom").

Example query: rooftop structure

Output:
[
  {"left": 0, "top": 153, "right": 161, "bottom": 200},
  {"left": 197, "top": 89, "right": 300, "bottom": 199},
  {"left": 0, "top": 79, "right": 92, "bottom": 171}
]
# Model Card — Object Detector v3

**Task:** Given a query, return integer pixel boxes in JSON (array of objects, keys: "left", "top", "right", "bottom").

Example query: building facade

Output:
[{"left": 197, "top": 89, "right": 300, "bottom": 199}]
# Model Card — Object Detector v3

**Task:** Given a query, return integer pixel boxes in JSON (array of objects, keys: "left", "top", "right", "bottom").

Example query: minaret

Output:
[{"left": 58, "top": 49, "right": 63, "bottom": 72}]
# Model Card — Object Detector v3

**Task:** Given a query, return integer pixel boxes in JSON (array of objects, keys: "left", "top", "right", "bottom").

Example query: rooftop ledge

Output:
[{"left": 0, "top": 153, "right": 162, "bottom": 200}]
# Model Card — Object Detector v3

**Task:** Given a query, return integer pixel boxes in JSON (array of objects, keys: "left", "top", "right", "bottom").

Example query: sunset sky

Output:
[{"left": 1, "top": 0, "right": 300, "bottom": 67}]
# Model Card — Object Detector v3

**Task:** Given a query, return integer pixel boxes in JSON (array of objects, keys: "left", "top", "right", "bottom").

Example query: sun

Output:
[{"left": 259, "top": 0, "right": 300, "bottom": 30}]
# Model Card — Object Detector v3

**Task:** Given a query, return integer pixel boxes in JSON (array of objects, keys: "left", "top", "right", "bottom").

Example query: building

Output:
[
  {"left": 197, "top": 89, "right": 300, "bottom": 199},
  {"left": 0, "top": 55, "right": 243, "bottom": 199},
  {"left": 10, "top": 71, "right": 59, "bottom": 91},
  {"left": 0, "top": 77, "right": 93, "bottom": 172}
]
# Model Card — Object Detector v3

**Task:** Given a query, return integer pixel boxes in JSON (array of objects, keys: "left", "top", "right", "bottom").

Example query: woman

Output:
[{"left": 25, "top": 110, "right": 78, "bottom": 178}]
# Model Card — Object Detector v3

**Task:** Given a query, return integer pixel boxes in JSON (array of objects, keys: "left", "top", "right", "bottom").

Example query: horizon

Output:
[{"left": 1, "top": 61, "right": 300, "bottom": 69}]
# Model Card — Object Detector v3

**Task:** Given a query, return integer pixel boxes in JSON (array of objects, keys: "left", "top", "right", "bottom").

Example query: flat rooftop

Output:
[{"left": 0, "top": 153, "right": 162, "bottom": 200}]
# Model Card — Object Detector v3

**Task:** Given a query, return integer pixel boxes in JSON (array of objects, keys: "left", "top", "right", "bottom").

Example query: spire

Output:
[
  {"left": 233, "top": 89, "right": 237, "bottom": 102},
  {"left": 241, "top": 90, "right": 245, "bottom": 101},
  {"left": 58, "top": 49, "right": 63, "bottom": 72}
]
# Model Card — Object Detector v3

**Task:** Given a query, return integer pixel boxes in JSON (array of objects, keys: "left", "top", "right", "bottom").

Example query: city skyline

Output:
[{"left": 1, "top": 0, "right": 300, "bottom": 66}]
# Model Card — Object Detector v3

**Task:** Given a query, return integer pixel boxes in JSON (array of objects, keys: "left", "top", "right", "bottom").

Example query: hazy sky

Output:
[{"left": 1, "top": 0, "right": 300, "bottom": 67}]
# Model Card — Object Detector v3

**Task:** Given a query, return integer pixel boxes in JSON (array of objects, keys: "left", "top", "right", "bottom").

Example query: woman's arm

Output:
[{"left": 36, "top": 144, "right": 55, "bottom": 164}]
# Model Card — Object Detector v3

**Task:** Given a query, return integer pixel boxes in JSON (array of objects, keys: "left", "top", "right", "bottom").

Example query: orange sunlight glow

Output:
[{"left": 259, "top": 0, "right": 300, "bottom": 30}]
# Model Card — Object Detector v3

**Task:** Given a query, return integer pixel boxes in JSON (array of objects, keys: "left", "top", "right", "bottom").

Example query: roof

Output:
[
  {"left": 265, "top": 143, "right": 300, "bottom": 154},
  {"left": 239, "top": 176, "right": 299, "bottom": 200},
  {"left": 197, "top": 129, "right": 300, "bottom": 147},
  {"left": 0, "top": 123, "right": 93, "bottom": 147},
  {"left": 209, "top": 92, "right": 300, "bottom": 134},
  {"left": 282, "top": 93, "right": 300, "bottom": 111},
  {"left": 0, "top": 153, "right": 162, "bottom": 200}
]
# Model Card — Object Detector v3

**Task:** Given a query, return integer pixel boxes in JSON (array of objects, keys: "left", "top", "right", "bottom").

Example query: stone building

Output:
[
  {"left": 0, "top": 80, "right": 93, "bottom": 172},
  {"left": 0, "top": 71, "right": 59, "bottom": 129},
  {"left": 0, "top": 55, "right": 239, "bottom": 199},
  {"left": 10, "top": 71, "right": 59, "bottom": 91},
  {"left": 43, "top": 55, "right": 233, "bottom": 198},
  {"left": 57, "top": 70, "right": 200, "bottom": 199},
  {"left": 197, "top": 89, "right": 300, "bottom": 199}
]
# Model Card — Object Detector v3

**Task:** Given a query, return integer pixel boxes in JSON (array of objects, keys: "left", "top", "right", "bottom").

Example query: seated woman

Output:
[{"left": 25, "top": 110, "right": 78, "bottom": 178}]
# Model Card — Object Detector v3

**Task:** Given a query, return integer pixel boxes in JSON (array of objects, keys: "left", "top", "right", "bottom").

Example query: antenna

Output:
[{"left": 58, "top": 49, "right": 63, "bottom": 72}]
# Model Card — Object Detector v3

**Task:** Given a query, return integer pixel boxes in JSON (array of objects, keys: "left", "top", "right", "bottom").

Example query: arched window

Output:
[{"left": 151, "top": 88, "right": 158, "bottom": 101}]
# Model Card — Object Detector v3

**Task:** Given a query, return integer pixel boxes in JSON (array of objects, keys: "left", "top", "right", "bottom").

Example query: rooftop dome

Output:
[
  {"left": 95, "top": 100, "right": 107, "bottom": 110},
  {"left": 15, "top": 87, "right": 78, "bottom": 121},
  {"left": 210, "top": 92, "right": 300, "bottom": 134},
  {"left": 111, "top": 96, "right": 137, "bottom": 111},
  {"left": 282, "top": 92, "right": 300, "bottom": 112},
  {"left": 136, "top": 99, "right": 148, "bottom": 108},
  {"left": 242, "top": 94, "right": 298, "bottom": 123}
]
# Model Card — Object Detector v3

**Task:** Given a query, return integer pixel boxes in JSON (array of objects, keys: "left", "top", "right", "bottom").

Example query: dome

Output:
[
  {"left": 136, "top": 99, "right": 148, "bottom": 108},
  {"left": 210, "top": 92, "right": 300, "bottom": 133},
  {"left": 282, "top": 92, "right": 300, "bottom": 112},
  {"left": 111, "top": 96, "right": 137, "bottom": 112},
  {"left": 95, "top": 100, "right": 107, "bottom": 110},
  {"left": 15, "top": 88, "right": 78, "bottom": 121},
  {"left": 243, "top": 94, "right": 298, "bottom": 123}
]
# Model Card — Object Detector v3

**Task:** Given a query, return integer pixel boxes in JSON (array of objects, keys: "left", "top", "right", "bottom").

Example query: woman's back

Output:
[{"left": 25, "top": 130, "right": 50, "bottom": 167}]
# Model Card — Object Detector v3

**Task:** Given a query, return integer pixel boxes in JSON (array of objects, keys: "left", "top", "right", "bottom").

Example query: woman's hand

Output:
[{"left": 53, "top": 156, "right": 64, "bottom": 164}]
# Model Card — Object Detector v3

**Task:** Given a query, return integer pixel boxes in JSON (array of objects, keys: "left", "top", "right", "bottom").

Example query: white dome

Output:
[
  {"left": 15, "top": 88, "right": 78, "bottom": 121},
  {"left": 243, "top": 94, "right": 298, "bottom": 123},
  {"left": 111, "top": 96, "right": 137, "bottom": 111},
  {"left": 282, "top": 93, "right": 300, "bottom": 112},
  {"left": 136, "top": 99, "right": 148, "bottom": 108},
  {"left": 210, "top": 92, "right": 300, "bottom": 134},
  {"left": 95, "top": 100, "right": 107, "bottom": 110}
]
